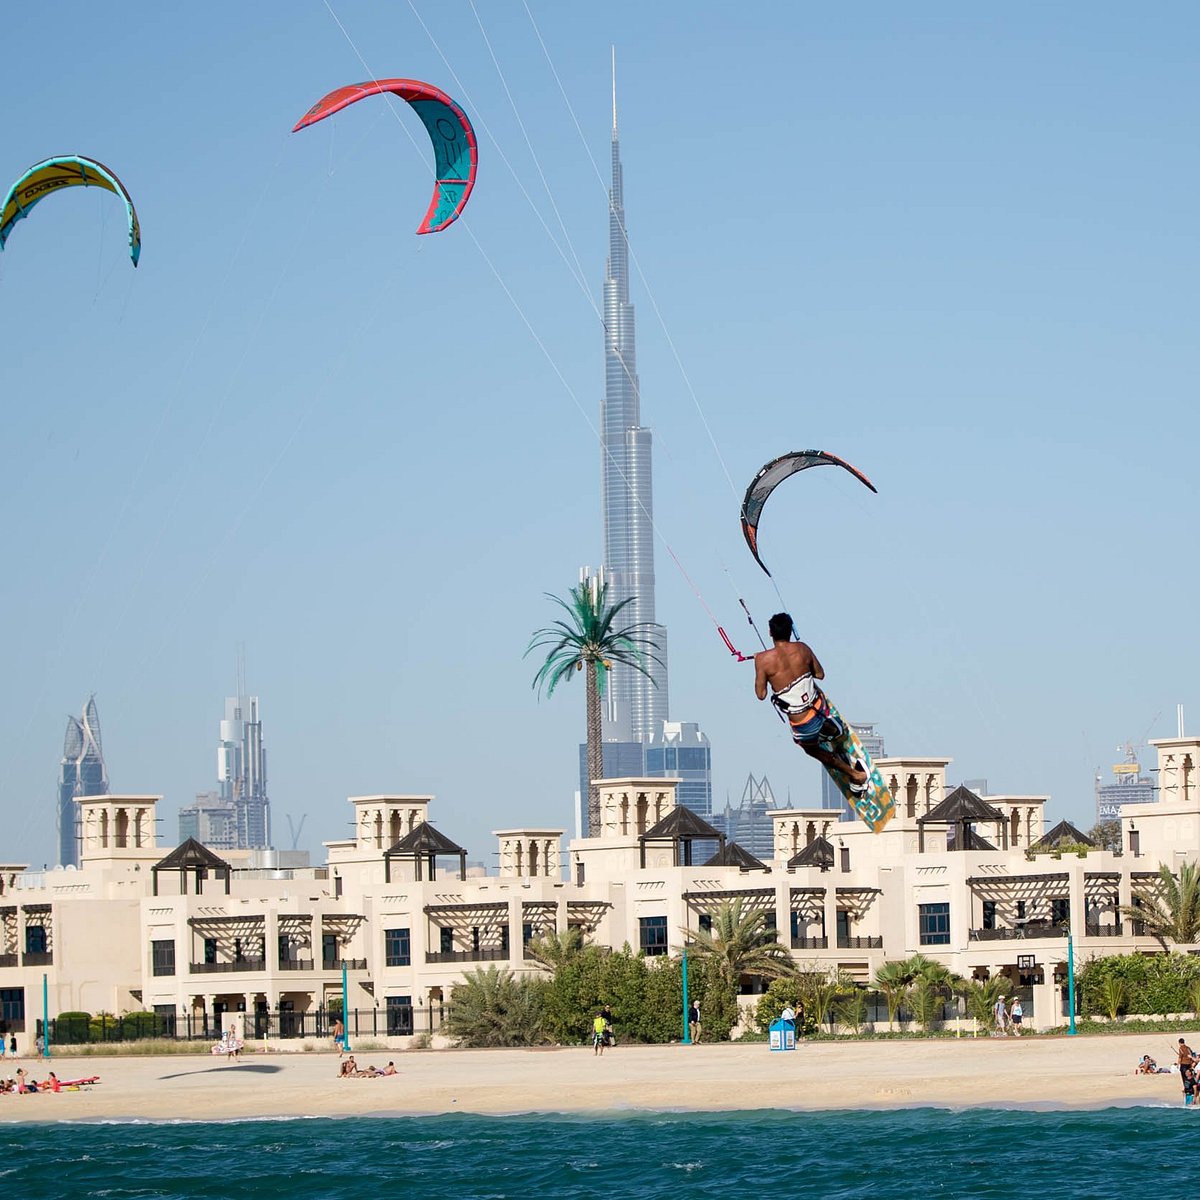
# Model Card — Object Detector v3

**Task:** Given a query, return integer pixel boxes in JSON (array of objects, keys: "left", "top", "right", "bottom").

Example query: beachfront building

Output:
[{"left": 4, "top": 734, "right": 1200, "bottom": 1048}]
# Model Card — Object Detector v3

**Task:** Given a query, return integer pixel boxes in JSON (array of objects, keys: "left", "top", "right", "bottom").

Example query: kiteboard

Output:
[{"left": 820, "top": 696, "right": 894, "bottom": 833}]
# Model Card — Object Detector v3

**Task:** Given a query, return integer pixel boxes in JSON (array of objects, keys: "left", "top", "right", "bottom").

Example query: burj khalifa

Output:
[{"left": 598, "top": 58, "right": 669, "bottom": 742}]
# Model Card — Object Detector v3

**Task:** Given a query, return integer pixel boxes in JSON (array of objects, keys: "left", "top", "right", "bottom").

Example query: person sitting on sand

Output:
[
  {"left": 338, "top": 1055, "right": 358, "bottom": 1078},
  {"left": 1136, "top": 1055, "right": 1159, "bottom": 1075},
  {"left": 381, "top": 1062, "right": 397, "bottom": 1076}
]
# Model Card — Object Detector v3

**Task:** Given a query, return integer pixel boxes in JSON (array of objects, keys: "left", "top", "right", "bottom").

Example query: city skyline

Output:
[{"left": 3, "top": 4, "right": 1197, "bottom": 867}]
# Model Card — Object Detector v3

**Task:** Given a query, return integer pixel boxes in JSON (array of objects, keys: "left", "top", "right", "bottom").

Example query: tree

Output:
[
  {"left": 446, "top": 965, "right": 545, "bottom": 1047},
  {"left": 1088, "top": 819, "right": 1122, "bottom": 854},
  {"left": 683, "top": 900, "right": 795, "bottom": 993},
  {"left": 960, "top": 977, "right": 1007, "bottom": 1031},
  {"left": 527, "top": 581, "right": 662, "bottom": 836},
  {"left": 1120, "top": 861, "right": 1200, "bottom": 948},
  {"left": 872, "top": 961, "right": 911, "bottom": 1032},
  {"left": 525, "top": 927, "right": 585, "bottom": 973}
]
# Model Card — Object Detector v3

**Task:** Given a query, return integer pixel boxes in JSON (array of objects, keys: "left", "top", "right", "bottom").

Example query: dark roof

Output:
[
  {"left": 949, "top": 826, "right": 996, "bottom": 851},
  {"left": 153, "top": 838, "right": 231, "bottom": 872},
  {"left": 788, "top": 836, "right": 835, "bottom": 870},
  {"left": 703, "top": 842, "right": 769, "bottom": 871},
  {"left": 1031, "top": 820, "right": 1095, "bottom": 850},
  {"left": 918, "top": 785, "right": 1005, "bottom": 825},
  {"left": 641, "top": 806, "right": 723, "bottom": 842},
  {"left": 384, "top": 820, "right": 466, "bottom": 857}
]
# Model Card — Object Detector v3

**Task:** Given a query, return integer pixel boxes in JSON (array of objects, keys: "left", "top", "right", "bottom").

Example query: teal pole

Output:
[
  {"left": 42, "top": 973, "right": 50, "bottom": 1059},
  {"left": 342, "top": 962, "right": 351, "bottom": 1053},
  {"left": 681, "top": 950, "right": 691, "bottom": 1045},
  {"left": 1067, "top": 928, "right": 1077, "bottom": 1035}
]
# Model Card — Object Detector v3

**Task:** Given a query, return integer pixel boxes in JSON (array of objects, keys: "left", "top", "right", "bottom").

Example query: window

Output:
[
  {"left": 1051, "top": 898, "right": 1070, "bottom": 926},
  {"left": 699, "top": 913, "right": 713, "bottom": 935},
  {"left": 500, "top": 925, "right": 510, "bottom": 954},
  {"left": 153, "top": 1004, "right": 177, "bottom": 1036},
  {"left": 24, "top": 926, "right": 46, "bottom": 955},
  {"left": 982, "top": 900, "right": 997, "bottom": 931},
  {"left": 322, "top": 933, "right": 338, "bottom": 968},
  {"left": 151, "top": 940, "right": 176, "bottom": 977},
  {"left": 1015, "top": 900, "right": 1027, "bottom": 920},
  {"left": 386, "top": 996, "right": 414, "bottom": 1036},
  {"left": 233, "top": 937, "right": 244, "bottom": 962},
  {"left": 204, "top": 937, "right": 218, "bottom": 964},
  {"left": 440, "top": 927, "right": 454, "bottom": 954},
  {"left": 639, "top": 915, "right": 668, "bottom": 957},
  {"left": 836, "top": 910, "right": 851, "bottom": 944},
  {"left": 0, "top": 989, "right": 24, "bottom": 1023},
  {"left": 522, "top": 923, "right": 534, "bottom": 946},
  {"left": 384, "top": 928, "right": 411, "bottom": 967},
  {"left": 918, "top": 902, "right": 951, "bottom": 946},
  {"left": 278, "top": 934, "right": 292, "bottom": 964},
  {"left": 789, "top": 911, "right": 800, "bottom": 940}
]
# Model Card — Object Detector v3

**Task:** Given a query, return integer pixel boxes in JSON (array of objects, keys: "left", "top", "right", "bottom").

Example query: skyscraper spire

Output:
[
  {"left": 611, "top": 45, "right": 618, "bottom": 136},
  {"left": 598, "top": 56, "right": 668, "bottom": 743}
]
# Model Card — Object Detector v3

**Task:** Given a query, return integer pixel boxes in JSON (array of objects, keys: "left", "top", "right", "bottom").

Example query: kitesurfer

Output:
[{"left": 753, "top": 613, "right": 869, "bottom": 790}]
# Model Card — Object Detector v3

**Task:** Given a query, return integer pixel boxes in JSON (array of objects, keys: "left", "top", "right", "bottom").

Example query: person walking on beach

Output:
[
  {"left": 333, "top": 1018, "right": 345, "bottom": 1056},
  {"left": 688, "top": 1000, "right": 701, "bottom": 1044},
  {"left": 1009, "top": 997, "right": 1023, "bottom": 1036},
  {"left": 993, "top": 995, "right": 1009, "bottom": 1036},
  {"left": 9, "top": 1034, "right": 16, "bottom": 1058},
  {"left": 592, "top": 1012, "right": 607, "bottom": 1056}
]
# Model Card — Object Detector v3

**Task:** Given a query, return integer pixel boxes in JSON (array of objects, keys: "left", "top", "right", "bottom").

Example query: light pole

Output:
[
  {"left": 681, "top": 950, "right": 691, "bottom": 1045},
  {"left": 341, "top": 961, "right": 351, "bottom": 1054},
  {"left": 1066, "top": 927, "right": 1077, "bottom": 1036}
]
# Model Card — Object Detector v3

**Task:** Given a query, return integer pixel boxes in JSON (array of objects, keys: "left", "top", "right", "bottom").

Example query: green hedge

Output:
[{"left": 1078, "top": 952, "right": 1200, "bottom": 1017}]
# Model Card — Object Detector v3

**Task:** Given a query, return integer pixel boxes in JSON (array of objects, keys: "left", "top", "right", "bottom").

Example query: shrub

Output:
[
  {"left": 446, "top": 965, "right": 545, "bottom": 1047},
  {"left": 54, "top": 1011, "right": 92, "bottom": 1044},
  {"left": 1079, "top": 952, "right": 1200, "bottom": 1017}
]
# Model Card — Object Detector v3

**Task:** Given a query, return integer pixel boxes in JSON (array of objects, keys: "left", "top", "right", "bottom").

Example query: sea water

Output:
[{"left": 1, "top": 1107, "right": 1190, "bottom": 1198}]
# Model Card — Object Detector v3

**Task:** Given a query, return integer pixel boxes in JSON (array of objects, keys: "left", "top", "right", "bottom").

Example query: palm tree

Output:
[
  {"left": 527, "top": 580, "right": 662, "bottom": 835},
  {"left": 446, "top": 965, "right": 545, "bottom": 1047},
  {"left": 873, "top": 960, "right": 911, "bottom": 1032},
  {"left": 524, "top": 927, "right": 585, "bottom": 973},
  {"left": 683, "top": 899, "right": 795, "bottom": 998},
  {"left": 1121, "top": 861, "right": 1200, "bottom": 948}
]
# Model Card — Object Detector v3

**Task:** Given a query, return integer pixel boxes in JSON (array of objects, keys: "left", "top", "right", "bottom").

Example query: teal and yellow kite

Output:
[{"left": 0, "top": 155, "right": 141, "bottom": 266}]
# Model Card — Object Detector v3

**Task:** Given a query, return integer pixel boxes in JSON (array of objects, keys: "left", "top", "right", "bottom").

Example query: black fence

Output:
[{"left": 44, "top": 1007, "right": 448, "bottom": 1046}]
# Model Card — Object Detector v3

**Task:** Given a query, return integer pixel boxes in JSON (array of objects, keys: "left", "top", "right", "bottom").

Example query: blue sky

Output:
[{"left": 2, "top": 2, "right": 1196, "bottom": 865}]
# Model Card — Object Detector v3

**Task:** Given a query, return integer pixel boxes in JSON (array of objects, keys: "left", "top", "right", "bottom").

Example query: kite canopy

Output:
[
  {"left": 0, "top": 155, "right": 141, "bottom": 265},
  {"left": 741, "top": 450, "right": 877, "bottom": 576},
  {"left": 293, "top": 78, "right": 478, "bottom": 235}
]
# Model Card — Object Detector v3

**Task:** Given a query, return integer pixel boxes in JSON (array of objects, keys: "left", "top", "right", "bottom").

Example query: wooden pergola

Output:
[
  {"left": 152, "top": 838, "right": 232, "bottom": 896},
  {"left": 639, "top": 806, "right": 725, "bottom": 868},
  {"left": 384, "top": 821, "right": 467, "bottom": 883}
]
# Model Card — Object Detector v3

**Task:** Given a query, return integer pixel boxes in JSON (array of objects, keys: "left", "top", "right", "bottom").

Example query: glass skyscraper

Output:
[
  {"left": 598, "top": 62, "right": 668, "bottom": 743},
  {"left": 217, "top": 694, "right": 271, "bottom": 849},
  {"left": 57, "top": 695, "right": 109, "bottom": 867}
]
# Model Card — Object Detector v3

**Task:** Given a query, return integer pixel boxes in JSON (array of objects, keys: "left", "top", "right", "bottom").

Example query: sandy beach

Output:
[{"left": 0, "top": 1032, "right": 1188, "bottom": 1123}]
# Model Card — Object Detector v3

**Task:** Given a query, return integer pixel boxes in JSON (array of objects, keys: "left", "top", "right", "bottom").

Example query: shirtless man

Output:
[{"left": 754, "top": 612, "right": 868, "bottom": 789}]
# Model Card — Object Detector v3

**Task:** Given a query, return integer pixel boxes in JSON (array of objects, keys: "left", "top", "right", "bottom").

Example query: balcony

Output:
[
  {"left": 279, "top": 959, "right": 315, "bottom": 971},
  {"left": 426, "top": 947, "right": 509, "bottom": 964},
  {"left": 837, "top": 935, "right": 883, "bottom": 949},
  {"left": 0, "top": 954, "right": 17, "bottom": 969},
  {"left": 322, "top": 958, "right": 367, "bottom": 972},
  {"left": 22, "top": 952, "right": 53, "bottom": 966},
  {"left": 969, "top": 924, "right": 1068, "bottom": 941},
  {"left": 791, "top": 936, "right": 828, "bottom": 950},
  {"left": 1084, "top": 923, "right": 1124, "bottom": 938},
  {"left": 190, "top": 958, "right": 266, "bottom": 974}
]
